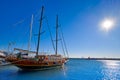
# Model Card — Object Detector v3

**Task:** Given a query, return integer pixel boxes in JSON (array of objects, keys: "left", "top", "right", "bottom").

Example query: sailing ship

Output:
[{"left": 6, "top": 6, "right": 69, "bottom": 70}]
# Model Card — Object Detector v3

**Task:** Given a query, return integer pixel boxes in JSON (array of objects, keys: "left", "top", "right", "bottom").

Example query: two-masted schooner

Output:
[{"left": 6, "top": 6, "right": 69, "bottom": 70}]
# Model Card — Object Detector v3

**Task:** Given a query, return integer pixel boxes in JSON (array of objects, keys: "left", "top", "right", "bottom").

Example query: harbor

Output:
[{"left": 1, "top": 0, "right": 120, "bottom": 80}]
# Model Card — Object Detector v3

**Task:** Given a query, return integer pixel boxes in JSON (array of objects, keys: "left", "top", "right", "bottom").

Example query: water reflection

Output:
[
  {"left": 100, "top": 60, "right": 120, "bottom": 80},
  {"left": 7, "top": 65, "right": 68, "bottom": 80}
]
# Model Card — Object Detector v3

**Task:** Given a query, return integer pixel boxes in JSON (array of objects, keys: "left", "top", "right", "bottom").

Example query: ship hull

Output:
[
  {"left": 7, "top": 59, "right": 65, "bottom": 70},
  {"left": 6, "top": 55, "right": 67, "bottom": 70},
  {"left": 16, "top": 64, "right": 63, "bottom": 70}
]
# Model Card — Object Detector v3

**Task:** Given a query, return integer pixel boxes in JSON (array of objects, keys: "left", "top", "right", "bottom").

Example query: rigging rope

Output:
[
  {"left": 45, "top": 17, "right": 55, "bottom": 53},
  {"left": 59, "top": 31, "right": 66, "bottom": 57},
  {"left": 59, "top": 26, "right": 69, "bottom": 58}
]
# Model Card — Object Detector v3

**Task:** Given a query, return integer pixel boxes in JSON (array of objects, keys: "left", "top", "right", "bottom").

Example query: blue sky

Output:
[{"left": 0, "top": 0, "right": 120, "bottom": 58}]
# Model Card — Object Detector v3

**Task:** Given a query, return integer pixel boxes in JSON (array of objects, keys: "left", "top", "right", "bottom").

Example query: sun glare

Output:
[{"left": 101, "top": 19, "right": 115, "bottom": 32}]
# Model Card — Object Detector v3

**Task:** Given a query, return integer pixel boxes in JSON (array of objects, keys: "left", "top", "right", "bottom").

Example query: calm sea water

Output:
[{"left": 0, "top": 59, "right": 120, "bottom": 80}]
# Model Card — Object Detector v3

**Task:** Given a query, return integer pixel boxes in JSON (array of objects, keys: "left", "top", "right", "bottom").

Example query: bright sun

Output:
[{"left": 101, "top": 19, "right": 115, "bottom": 32}]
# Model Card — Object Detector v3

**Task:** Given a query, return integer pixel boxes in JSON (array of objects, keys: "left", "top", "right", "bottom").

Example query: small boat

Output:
[
  {"left": 0, "top": 50, "right": 7, "bottom": 65},
  {"left": 6, "top": 6, "right": 69, "bottom": 70}
]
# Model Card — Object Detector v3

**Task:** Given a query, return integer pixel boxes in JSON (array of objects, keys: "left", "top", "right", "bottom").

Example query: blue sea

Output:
[{"left": 0, "top": 59, "right": 120, "bottom": 80}]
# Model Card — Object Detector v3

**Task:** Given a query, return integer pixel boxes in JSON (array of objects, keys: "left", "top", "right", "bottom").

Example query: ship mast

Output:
[
  {"left": 28, "top": 15, "right": 33, "bottom": 51},
  {"left": 55, "top": 15, "right": 58, "bottom": 55},
  {"left": 36, "top": 6, "right": 44, "bottom": 56}
]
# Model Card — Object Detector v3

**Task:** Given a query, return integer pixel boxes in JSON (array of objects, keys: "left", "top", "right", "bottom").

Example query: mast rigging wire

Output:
[
  {"left": 59, "top": 26, "right": 69, "bottom": 58},
  {"left": 45, "top": 17, "right": 56, "bottom": 53}
]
